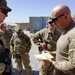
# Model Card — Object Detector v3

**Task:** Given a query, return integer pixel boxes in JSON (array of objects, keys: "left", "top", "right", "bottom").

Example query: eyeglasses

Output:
[
  {"left": 48, "top": 21, "right": 53, "bottom": 24},
  {"left": 52, "top": 14, "right": 64, "bottom": 22},
  {"left": 0, "top": 8, "right": 8, "bottom": 15}
]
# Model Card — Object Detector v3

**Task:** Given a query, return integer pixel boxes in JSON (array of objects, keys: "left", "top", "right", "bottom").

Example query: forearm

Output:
[
  {"left": 54, "top": 61, "right": 73, "bottom": 72},
  {"left": 10, "top": 45, "right": 14, "bottom": 53},
  {"left": 48, "top": 60, "right": 73, "bottom": 75}
]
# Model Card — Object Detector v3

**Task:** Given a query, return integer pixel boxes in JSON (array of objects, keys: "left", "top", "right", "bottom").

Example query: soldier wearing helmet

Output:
[{"left": 10, "top": 26, "right": 32, "bottom": 75}]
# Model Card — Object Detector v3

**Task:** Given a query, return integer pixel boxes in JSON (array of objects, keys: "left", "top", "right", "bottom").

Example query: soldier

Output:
[
  {"left": 3, "top": 23, "right": 15, "bottom": 74},
  {"left": 32, "top": 18, "right": 61, "bottom": 75},
  {"left": 0, "top": 0, "right": 12, "bottom": 75},
  {"left": 10, "top": 26, "right": 32, "bottom": 75},
  {"left": 0, "top": 24, "right": 6, "bottom": 75},
  {"left": 46, "top": 4, "right": 75, "bottom": 75}
]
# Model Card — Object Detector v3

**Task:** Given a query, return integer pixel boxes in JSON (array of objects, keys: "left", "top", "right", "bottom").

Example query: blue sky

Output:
[{"left": 5, "top": 0, "right": 75, "bottom": 23}]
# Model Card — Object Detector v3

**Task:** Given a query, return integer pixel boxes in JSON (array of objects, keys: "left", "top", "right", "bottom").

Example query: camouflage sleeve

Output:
[
  {"left": 27, "top": 38, "right": 32, "bottom": 53},
  {"left": 32, "top": 32, "right": 41, "bottom": 45},
  {"left": 54, "top": 61, "right": 73, "bottom": 73},
  {"left": 53, "top": 34, "right": 75, "bottom": 74},
  {"left": 24, "top": 34, "right": 32, "bottom": 53},
  {"left": 10, "top": 34, "right": 14, "bottom": 53},
  {"left": 32, "top": 28, "right": 45, "bottom": 44}
]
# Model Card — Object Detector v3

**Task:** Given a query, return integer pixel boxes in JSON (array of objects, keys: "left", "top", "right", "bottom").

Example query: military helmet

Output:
[
  {"left": 2, "top": 22, "right": 7, "bottom": 29},
  {"left": 0, "top": 22, "right": 6, "bottom": 35},
  {"left": 14, "top": 26, "right": 21, "bottom": 32},
  {"left": 0, "top": 63, "right": 5, "bottom": 74},
  {"left": 14, "top": 26, "right": 23, "bottom": 35}
]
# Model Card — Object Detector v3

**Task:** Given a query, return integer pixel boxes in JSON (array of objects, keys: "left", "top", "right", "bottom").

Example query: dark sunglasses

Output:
[
  {"left": 52, "top": 14, "right": 64, "bottom": 22},
  {"left": 48, "top": 21, "right": 53, "bottom": 24},
  {"left": 0, "top": 8, "right": 8, "bottom": 15}
]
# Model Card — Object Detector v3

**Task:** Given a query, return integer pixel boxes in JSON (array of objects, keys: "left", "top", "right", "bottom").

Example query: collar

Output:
[{"left": 62, "top": 20, "right": 75, "bottom": 34}]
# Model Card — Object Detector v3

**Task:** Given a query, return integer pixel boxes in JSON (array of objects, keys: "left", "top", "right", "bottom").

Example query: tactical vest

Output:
[{"left": 0, "top": 40, "right": 5, "bottom": 62}]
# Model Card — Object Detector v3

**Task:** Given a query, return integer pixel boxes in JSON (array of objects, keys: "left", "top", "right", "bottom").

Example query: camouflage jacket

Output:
[
  {"left": 10, "top": 32, "right": 31, "bottom": 54},
  {"left": 3, "top": 30, "right": 13, "bottom": 49},
  {"left": 0, "top": 35, "right": 5, "bottom": 56},
  {"left": 33, "top": 27, "right": 61, "bottom": 52},
  {"left": 0, "top": 35, "right": 5, "bottom": 62},
  {"left": 50, "top": 21, "right": 75, "bottom": 75}
]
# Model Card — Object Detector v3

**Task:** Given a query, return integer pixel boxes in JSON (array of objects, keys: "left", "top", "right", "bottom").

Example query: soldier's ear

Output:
[{"left": 64, "top": 13, "right": 68, "bottom": 20}]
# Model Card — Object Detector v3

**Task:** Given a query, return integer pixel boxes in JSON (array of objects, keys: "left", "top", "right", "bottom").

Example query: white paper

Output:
[{"left": 34, "top": 52, "right": 54, "bottom": 60}]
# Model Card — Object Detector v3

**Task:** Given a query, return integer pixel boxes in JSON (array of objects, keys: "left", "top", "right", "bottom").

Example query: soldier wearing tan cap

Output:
[{"left": 32, "top": 18, "right": 61, "bottom": 75}]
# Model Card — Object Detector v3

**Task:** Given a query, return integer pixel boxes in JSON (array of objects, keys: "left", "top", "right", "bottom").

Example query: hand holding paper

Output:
[{"left": 34, "top": 52, "right": 54, "bottom": 60}]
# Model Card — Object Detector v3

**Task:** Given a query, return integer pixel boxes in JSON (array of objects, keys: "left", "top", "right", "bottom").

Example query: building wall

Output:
[
  {"left": 17, "top": 23, "right": 30, "bottom": 31},
  {"left": 29, "top": 17, "right": 49, "bottom": 33},
  {"left": 8, "top": 17, "right": 50, "bottom": 32}
]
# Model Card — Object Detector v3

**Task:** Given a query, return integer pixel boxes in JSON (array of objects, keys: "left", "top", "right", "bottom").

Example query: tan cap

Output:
[{"left": 47, "top": 18, "right": 52, "bottom": 23}]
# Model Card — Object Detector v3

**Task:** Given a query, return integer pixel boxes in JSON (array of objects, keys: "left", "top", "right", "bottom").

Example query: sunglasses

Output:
[
  {"left": 0, "top": 8, "right": 8, "bottom": 15},
  {"left": 48, "top": 21, "right": 53, "bottom": 24},
  {"left": 52, "top": 14, "right": 64, "bottom": 22}
]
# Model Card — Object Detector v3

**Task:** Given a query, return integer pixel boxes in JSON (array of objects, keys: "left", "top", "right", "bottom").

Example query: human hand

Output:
[
  {"left": 44, "top": 58, "right": 52, "bottom": 65},
  {"left": 44, "top": 55, "right": 53, "bottom": 63},
  {"left": 40, "top": 42, "right": 46, "bottom": 48},
  {"left": 44, "top": 60, "right": 51, "bottom": 63},
  {"left": 24, "top": 52, "right": 28, "bottom": 55},
  {"left": 0, "top": 23, "right": 6, "bottom": 32},
  {"left": 11, "top": 52, "right": 15, "bottom": 55},
  {"left": 12, "top": 52, "right": 16, "bottom": 59},
  {"left": 44, "top": 50, "right": 50, "bottom": 53}
]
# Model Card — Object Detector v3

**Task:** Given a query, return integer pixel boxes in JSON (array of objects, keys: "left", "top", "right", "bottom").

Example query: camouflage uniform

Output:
[
  {"left": 33, "top": 27, "right": 61, "bottom": 75},
  {"left": 3, "top": 29, "right": 13, "bottom": 59},
  {"left": 0, "top": 0, "right": 12, "bottom": 74},
  {"left": 3, "top": 29, "right": 13, "bottom": 49},
  {"left": 0, "top": 35, "right": 5, "bottom": 75},
  {"left": 10, "top": 30, "right": 32, "bottom": 75},
  {"left": 3, "top": 29, "right": 14, "bottom": 72},
  {"left": 49, "top": 21, "right": 75, "bottom": 75},
  {"left": 0, "top": 29, "right": 13, "bottom": 75},
  {"left": 0, "top": 30, "right": 12, "bottom": 75}
]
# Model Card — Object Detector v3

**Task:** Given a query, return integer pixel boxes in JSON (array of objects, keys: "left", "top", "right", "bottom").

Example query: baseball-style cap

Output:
[
  {"left": 0, "top": 0, "right": 12, "bottom": 12},
  {"left": 45, "top": 18, "right": 53, "bottom": 27},
  {"left": 47, "top": 18, "right": 53, "bottom": 25},
  {"left": 47, "top": 18, "right": 52, "bottom": 23}
]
